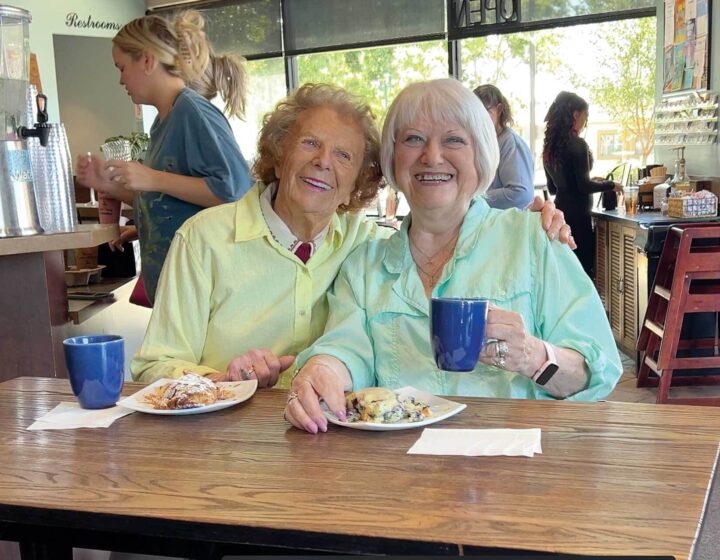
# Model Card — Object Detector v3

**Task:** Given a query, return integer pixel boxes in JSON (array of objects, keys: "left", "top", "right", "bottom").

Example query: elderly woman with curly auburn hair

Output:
[
  {"left": 131, "top": 83, "right": 387, "bottom": 386},
  {"left": 132, "top": 83, "right": 571, "bottom": 388}
]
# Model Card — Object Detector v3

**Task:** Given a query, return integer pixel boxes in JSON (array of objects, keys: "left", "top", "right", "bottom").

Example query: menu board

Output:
[{"left": 663, "top": 0, "right": 711, "bottom": 92}]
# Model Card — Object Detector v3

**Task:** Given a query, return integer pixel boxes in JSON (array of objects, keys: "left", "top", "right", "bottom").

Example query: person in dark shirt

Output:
[{"left": 542, "top": 92, "right": 622, "bottom": 278}]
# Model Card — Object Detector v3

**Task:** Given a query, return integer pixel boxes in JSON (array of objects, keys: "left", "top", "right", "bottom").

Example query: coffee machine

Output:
[{"left": 0, "top": 4, "right": 49, "bottom": 238}]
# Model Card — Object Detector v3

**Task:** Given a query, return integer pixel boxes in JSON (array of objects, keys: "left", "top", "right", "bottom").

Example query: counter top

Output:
[
  {"left": 593, "top": 208, "right": 720, "bottom": 252},
  {"left": 591, "top": 208, "right": 720, "bottom": 227},
  {"left": 0, "top": 224, "right": 119, "bottom": 257}
]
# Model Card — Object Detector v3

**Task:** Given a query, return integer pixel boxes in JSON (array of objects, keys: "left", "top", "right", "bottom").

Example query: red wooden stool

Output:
[{"left": 636, "top": 222, "right": 720, "bottom": 405}]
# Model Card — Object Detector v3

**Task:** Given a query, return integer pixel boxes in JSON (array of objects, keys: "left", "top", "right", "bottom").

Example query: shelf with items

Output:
[{"left": 654, "top": 91, "right": 718, "bottom": 146}]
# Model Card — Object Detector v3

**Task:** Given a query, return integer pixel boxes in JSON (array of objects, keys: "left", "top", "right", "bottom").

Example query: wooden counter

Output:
[
  {"left": 0, "top": 224, "right": 118, "bottom": 256},
  {"left": 591, "top": 209, "right": 720, "bottom": 355},
  {"left": 0, "top": 225, "right": 118, "bottom": 383}
]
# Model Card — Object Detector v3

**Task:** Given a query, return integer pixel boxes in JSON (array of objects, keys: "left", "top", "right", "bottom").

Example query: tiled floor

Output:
[{"left": 607, "top": 350, "right": 720, "bottom": 404}]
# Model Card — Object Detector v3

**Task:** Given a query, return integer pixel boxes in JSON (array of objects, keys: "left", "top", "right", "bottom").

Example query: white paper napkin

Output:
[
  {"left": 407, "top": 428, "right": 542, "bottom": 457},
  {"left": 27, "top": 402, "right": 134, "bottom": 431}
]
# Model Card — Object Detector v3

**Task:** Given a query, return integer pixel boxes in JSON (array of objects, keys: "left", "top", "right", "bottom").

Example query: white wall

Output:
[
  {"left": 54, "top": 34, "right": 140, "bottom": 158},
  {"left": 655, "top": 0, "right": 720, "bottom": 177},
  {"left": 10, "top": 0, "right": 146, "bottom": 124}
]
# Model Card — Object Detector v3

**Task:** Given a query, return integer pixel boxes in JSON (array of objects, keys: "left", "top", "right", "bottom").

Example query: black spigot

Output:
[{"left": 18, "top": 93, "right": 51, "bottom": 147}]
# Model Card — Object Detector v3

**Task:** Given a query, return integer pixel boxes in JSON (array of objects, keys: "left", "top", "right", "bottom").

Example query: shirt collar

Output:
[
  {"left": 259, "top": 182, "right": 329, "bottom": 256},
  {"left": 383, "top": 197, "right": 491, "bottom": 274}
]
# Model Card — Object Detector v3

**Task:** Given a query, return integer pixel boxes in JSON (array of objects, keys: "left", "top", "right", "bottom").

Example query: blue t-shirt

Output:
[
  {"left": 137, "top": 88, "right": 252, "bottom": 302},
  {"left": 483, "top": 127, "right": 534, "bottom": 210}
]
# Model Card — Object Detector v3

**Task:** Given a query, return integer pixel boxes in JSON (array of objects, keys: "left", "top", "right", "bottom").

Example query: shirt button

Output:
[{"left": 299, "top": 310, "right": 306, "bottom": 317}]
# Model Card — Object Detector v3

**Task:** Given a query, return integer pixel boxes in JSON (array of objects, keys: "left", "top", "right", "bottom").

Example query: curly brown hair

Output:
[
  {"left": 542, "top": 91, "right": 589, "bottom": 169},
  {"left": 253, "top": 83, "right": 382, "bottom": 213}
]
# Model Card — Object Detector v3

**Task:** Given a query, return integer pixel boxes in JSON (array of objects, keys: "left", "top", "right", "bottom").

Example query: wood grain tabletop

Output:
[{"left": 0, "top": 377, "right": 719, "bottom": 558}]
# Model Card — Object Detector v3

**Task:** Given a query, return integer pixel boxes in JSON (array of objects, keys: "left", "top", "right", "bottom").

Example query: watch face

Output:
[{"left": 535, "top": 364, "right": 559, "bottom": 386}]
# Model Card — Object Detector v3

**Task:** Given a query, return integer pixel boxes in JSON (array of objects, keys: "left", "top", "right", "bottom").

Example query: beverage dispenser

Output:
[{"left": 0, "top": 4, "right": 48, "bottom": 238}]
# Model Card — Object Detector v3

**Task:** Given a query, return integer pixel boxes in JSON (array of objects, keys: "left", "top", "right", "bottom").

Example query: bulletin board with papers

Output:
[{"left": 663, "top": 0, "right": 711, "bottom": 92}]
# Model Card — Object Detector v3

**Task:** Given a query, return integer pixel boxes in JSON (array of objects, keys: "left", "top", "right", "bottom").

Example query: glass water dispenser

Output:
[{"left": 0, "top": 4, "right": 45, "bottom": 237}]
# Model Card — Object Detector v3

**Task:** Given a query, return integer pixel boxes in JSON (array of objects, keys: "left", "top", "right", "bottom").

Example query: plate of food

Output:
[
  {"left": 117, "top": 373, "right": 257, "bottom": 415},
  {"left": 322, "top": 386, "right": 466, "bottom": 431}
]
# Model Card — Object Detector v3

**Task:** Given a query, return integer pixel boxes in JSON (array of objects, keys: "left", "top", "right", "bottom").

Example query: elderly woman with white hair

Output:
[{"left": 284, "top": 78, "right": 622, "bottom": 434}]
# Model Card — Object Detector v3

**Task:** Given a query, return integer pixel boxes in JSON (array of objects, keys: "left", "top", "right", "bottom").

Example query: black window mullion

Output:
[{"left": 449, "top": 5, "right": 656, "bottom": 40}]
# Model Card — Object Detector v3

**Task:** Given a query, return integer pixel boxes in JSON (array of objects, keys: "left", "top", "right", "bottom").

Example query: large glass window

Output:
[
  {"left": 297, "top": 41, "right": 448, "bottom": 119},
  {"left": 285, "top": 0, "right": 444, "bottom": 55},
  {"left": 199, "top": 0, "right": 282, "bottom": 58},
  {"left": 460, "top": 16, "right": 656, "bottom": 184},
  {"left": 521, "top": 0, "right": 656, "bottom": 21},
  {"left": 213, "top": 58, "right": 286, "bottom": 162}
]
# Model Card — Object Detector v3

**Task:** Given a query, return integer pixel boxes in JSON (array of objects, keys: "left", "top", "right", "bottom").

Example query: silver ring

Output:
[
  {"left": 492, "top": 340, "right": 508, "bottom": 369},
  {"left": 286, "top": 390, "right": 299, "bottom": 404},
  {"left": 241, "top": 365, "right": 255, "bottom": 381}
]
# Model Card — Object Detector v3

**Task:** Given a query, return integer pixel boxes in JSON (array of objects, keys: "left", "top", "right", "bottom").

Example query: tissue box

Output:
[{"left": 667, "top": 190, "right": 718, "bottom": 218}]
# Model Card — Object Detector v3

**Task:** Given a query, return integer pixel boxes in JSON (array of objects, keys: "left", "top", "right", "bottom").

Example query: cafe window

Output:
[
  {"left": 460, "top": 16, "right": 656, "bottom": 180},
  {"left": 449, "top": 0, "right": 655, "bottom": 39},
  {"left": 297, "top": 40, "right": 448, "bottom": 117},
  {"left": 597, "top": 131, "right": 624, "bottom": 160},
  {"left": 216, "top": 58, "right": 286, "bottom": 162},
  {"left": 284, "top": 0, "right": 444, "bottom": 55},
  {"left": 197, "top": 0, "right": 282, "bottom": 59}
]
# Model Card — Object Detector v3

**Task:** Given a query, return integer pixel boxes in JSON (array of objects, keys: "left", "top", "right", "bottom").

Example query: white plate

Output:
[
  {"left": 323, "top": 386, "right": 466, "bottom": 431},
  {"left": 116, "top": 378, "right": 258, "bottom": 415}
]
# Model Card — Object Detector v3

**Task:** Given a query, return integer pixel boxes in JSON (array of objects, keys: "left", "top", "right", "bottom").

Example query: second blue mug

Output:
[{"left": 430, "top": 298, "right": 488, "bottom": 372}]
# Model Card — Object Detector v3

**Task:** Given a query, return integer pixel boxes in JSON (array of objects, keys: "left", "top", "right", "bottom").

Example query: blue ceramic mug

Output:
[
  {"left": 430, "top": 298, "right": 488, "bottom": 372},
  {"left": 63, "top": 335, "right": 124, "bottom": 409}
]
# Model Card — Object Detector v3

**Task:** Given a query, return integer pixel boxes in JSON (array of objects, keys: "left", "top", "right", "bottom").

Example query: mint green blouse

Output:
[{"left": 297, "top": 198, "right": 622, "bottom": 400}]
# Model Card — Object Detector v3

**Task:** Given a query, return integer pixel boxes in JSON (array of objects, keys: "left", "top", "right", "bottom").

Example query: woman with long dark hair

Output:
[{"left": 542, "top": 92, "right": 622, "bottom": 277}]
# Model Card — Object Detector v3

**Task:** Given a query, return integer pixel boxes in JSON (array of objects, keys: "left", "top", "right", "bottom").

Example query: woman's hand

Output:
[
  {"left": 284, "top": 356, "right": 351, "bottom": 434},
  {"left": 613, "top": 182, "right": 624, "bottom": 192},
  {"left": 479, "top": 307, "right": 545, "bottom": 378},
  {"left": 76, "top": 153, "right": 111, "bottom": 192},
  {"left": 527, "top": 196, "right": 576, "bottom": 249},
  {"left": 105, "top": 160, "right": 159, "bottom": 192},
  {"left": 108, "top": 225, "right": 138, "bottom": 252},
  {"left": 209, "top": 349, "right": 294, "bottom": 388}
]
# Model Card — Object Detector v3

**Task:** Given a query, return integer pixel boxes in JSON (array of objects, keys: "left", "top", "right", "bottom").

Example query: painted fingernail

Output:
[
  {"left": 334, "top": 409, "right": 347, "bottom": 421},
  {"left": 307, "top": 421, "right": 318, "bottom": 434}
]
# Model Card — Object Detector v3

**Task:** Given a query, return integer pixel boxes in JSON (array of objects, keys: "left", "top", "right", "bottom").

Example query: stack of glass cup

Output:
[{"left": 25, "top": 84, "right": 77, "bottom": 234}]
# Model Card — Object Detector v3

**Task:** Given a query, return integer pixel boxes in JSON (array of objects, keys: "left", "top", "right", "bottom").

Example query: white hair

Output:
[{"left": 380, "top": 78, "right": 499, "bottom": 195}]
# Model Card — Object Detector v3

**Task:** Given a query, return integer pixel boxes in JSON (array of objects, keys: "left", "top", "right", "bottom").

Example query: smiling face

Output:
[
  {"left": 392, "top": 119, "right": 479, "bottom": 218},
  {"left": 112, "top": 45, "right": 149, "bottom": 105},
  {"left": 273, "top": 106, "right": 365, "bottom": 234}
]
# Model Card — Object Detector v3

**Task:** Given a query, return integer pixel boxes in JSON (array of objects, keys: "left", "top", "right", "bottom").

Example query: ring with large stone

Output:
[
  {"left": 497, "top": 340, "right": 509, "bottom": 359},
  {"left": 492, "top": 340, "right": 509, "bottom": 369},
  {"left": 240, "top": 365, "right": 255, "bottom": 381},
  {"left": 286, "top": 390, "right": 299, "bottom": 404}
]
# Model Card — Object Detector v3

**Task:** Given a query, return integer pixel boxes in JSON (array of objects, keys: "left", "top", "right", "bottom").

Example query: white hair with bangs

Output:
[{"left": 380, "top": 78, "right": 499, "bottom": 195}]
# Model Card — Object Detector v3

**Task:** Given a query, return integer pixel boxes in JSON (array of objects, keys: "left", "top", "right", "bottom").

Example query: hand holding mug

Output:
[{"left": 479, "top": 308, "right": 542, "bottom": 377}]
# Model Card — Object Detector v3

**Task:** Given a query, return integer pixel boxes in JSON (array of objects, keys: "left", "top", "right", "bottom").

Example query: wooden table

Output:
[{"left": 0, "top": 378, "right": 718, "bottom": 559}]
